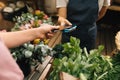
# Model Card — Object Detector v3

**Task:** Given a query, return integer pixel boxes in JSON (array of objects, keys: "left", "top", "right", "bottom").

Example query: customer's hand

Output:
[
  {"left": 37, "top": 24, "right": 59, "bottom": 39},
  {"left": 58, "top": 16, "right": 72, "bottom": 30}
]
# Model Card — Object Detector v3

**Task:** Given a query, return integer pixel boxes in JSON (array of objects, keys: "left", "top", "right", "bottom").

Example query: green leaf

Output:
[{"left": 80, "top": 73, "right": 87, "bottom": 80}]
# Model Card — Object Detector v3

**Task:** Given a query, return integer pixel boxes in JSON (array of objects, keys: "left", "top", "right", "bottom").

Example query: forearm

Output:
[
  {"left": 57, "top": 7, "right": 67, "bottom": 18},
  {"left": 97, "top": 6, "right": 108, "bottom": 21},
  {"left": 0, "top": 28, "right": 39, "bottom": 48}
]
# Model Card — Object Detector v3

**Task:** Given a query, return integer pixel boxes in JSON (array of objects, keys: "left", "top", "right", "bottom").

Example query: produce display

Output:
[
  {"left": 3, "top": 4, "right": 120, "bottom": 79},
  {"left": 10, "top": 10, "right": 55, "bottom": 76},
  {"left": 48, "top": 37, "right": 120, "bottom": 80},
  {"left": 10, "top": 10, "right": 54, "bottom": 63},
  {"left": 12, "top": 10, "right": 53, "bottom": 31}
]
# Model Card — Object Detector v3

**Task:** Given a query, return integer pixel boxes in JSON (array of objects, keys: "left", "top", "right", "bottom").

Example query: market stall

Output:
[
  {"left": 0, "top": 1, "right": 61, "bottom": 79},
  {"left": 0, "top": 0, "right": 120, "bottom": 80}
]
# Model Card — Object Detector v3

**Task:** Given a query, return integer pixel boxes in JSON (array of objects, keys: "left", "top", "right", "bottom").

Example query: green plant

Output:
[
  {"left": 12, "top": 12, "right": 53, "bottom": 31},
  {"left": 48, "top": 37, "right": 120, "bottom": 80},
  {"left": 11, "top": 42, "right": 55, "bottom": 65},
  {"left": 10, "top": 10, "right": 56, "bottom": 65}
]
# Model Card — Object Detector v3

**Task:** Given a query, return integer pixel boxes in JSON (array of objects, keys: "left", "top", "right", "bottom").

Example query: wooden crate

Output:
[
  {"left": 60, "top": 72, "right": 80, "bottom": 80},
  {"left": 26, "top": 56, "right": 52, "bottom": 80},
  {"left": 26, "top": 31, "right": 62, "bottom": 80},
  {"left": 96, "top": 25, "right": 119, "bottom": 55}
]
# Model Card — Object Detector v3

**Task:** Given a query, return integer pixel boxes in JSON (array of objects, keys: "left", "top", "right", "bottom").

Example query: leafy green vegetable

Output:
[{"left": 48, "top": 37, "right": 120, "bottom": 80}]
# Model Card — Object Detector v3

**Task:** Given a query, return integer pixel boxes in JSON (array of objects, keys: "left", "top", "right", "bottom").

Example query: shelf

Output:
[
  {"left": 27, "top": 56, "right": 52, "bottom": 80},
  {"left": 48, "top": 31, "right": 62, "bottom": 48},
  {"left": 38, "top": 64, "right": 51, "bottom": 80}
]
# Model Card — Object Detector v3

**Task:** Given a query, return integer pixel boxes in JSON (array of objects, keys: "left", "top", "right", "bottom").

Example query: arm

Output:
[
  {"left": 0, "top": 24, "right": 58, "bottom": 48},
  {"left": 56, "top": 0, "right": 68, "bottom": 18},
  {"left": 97, "top": 0, "right": 111, "bottom": 21},
  {"left": 56, "top": 0, "right": 72, "bottom": 28},
  {"left": 57, "top": 7, "right": 72, "bottom": 29},
  {"left": 97, "top": 6, "right": 109, "bottom": 21},
  {"left": 57, "top": 7, "right": 67, "bottom": 18},
  {"left": 56, "top": 7, "right": 72, "bottom": 30}
]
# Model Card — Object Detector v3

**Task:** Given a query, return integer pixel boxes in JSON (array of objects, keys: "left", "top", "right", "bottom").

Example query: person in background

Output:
[
  {"left": 57, "top": 0, "right": 111, "bottom": 51},
  {"left": 115, "top": 31, "right": 120, "bottom": 51}
]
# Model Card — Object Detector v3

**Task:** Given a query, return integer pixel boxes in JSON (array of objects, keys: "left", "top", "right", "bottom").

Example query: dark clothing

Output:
[{"left": 62, "top": 0, "right": 99, "bottom": 51}]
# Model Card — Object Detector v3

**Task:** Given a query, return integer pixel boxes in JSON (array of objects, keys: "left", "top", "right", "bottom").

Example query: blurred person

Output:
[
  {"left": 57, "top": 0, "right": 111, "bottom": 51},
  {"left": 115, "top": 31, "right": 120, "bottom": 51}
]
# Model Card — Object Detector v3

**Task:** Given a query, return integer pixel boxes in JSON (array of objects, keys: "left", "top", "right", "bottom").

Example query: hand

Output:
[
  {"left": 58, "top": 16, "right": 72, "bottom": 30},
  {"left": 37, "top": 24, "right": 59, "bottom": 39}
]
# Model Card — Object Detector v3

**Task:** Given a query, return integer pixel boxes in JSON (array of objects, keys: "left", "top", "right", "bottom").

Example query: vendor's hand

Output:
[
  {"left": 58, "top": 16, "right": 72, "bottom": 30},
  {"left": 37, "top": 24, "right": 59, "bottom": 39}
]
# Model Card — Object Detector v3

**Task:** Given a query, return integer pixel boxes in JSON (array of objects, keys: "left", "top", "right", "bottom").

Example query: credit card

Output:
[{"left": 63, "top": 25, "right": 77, "bottom": 33}]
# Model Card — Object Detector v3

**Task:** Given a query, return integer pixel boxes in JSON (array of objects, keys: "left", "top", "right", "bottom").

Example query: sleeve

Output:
[
  {"left": 103, "top": 0, "right": 111, "bottom": 6},
  {"left": 56, "top": 0, "right": 68, "bottom": 8},
  {"left": 0, "top": 39, "right": 24, "bottom": 80}
]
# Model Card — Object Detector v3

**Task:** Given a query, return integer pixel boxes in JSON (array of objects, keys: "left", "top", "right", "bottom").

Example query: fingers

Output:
[
  {"left": 51, "top": 26, "right": 60, "bottom": 32},
  {"left": 65, "top": 19, "right": 72, "bottom": 26},
  {"left": 60, "top": 20, "right": 72, "bottom": 29},
  {"left": 39, "top": 24, "right": 59, "bottom": 39},
  {"left": 46, "top": 33, "right": 54, "bottom": 39},
  {"left": 58, "top": 16, "right": 72, "bottom": 26},
  {"left": 58, "top": 16, "right": 72, "bottom": 30},
  {"left": 59, "top": 21, "right": 72, "bottom": 30},
  {"left": 46, "top": 26, "right": 59, "bottom": 38},
  {"left": 39, "top": 33, "right": 54, "bottom": 40}
]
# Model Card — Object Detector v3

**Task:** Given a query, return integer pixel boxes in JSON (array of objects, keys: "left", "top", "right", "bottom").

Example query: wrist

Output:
[{"left": 34, "top": 27, "right": 45, "bottom": 39}]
